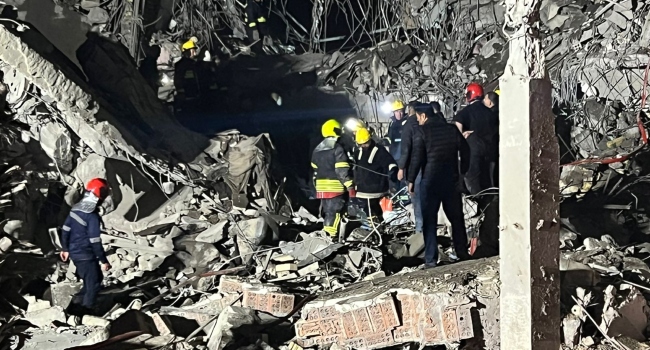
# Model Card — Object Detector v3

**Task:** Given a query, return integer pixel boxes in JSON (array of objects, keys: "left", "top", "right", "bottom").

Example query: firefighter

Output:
[
  {"left": 387, "top": 100, "right": 407, "bottom": 160},
  {"left": 353, "top": 127, "right": 397, "bottom": 223},
  {"left": 311, "top": 119, "right": 355, "bottom": 239},
  {"left": 246, "top": 0, "right": 269, "bottom": 53},
  {"left": 60, "top": 178, "right": 112, "bottom": 313},
  {"left": 174, "top": 38, "right": 201, "bottom": 116},
  {"left": 452, "top": 83, "right": 497, "bottom": 195}
]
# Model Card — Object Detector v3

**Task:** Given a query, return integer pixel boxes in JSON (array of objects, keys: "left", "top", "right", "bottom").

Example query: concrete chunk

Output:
[
  {"left": 207, "top": 306, "right": 258, "bottom": 350},
  {"left": 25, "top": 306, "right": 66, "bottom": 328}
]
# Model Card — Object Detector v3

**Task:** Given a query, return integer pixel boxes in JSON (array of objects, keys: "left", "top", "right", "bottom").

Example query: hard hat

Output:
[
  {"left": 86, "top": 178, "right": 110, "bottom": 200},
  {"left": 494, "top": 89, "right": 501, "bottom": 96},
  {"left": 355, "top": 128, "right": 372, "bottom": 144},
  {"left": 391, "top": 100, "right": 405, "bottom": 111},
  {"left": 321, "top": 119, "right": 341, "bottom": 138},
  {"left": 466, "top": 83, "right": 484, "bottom": 101},
  {"left": 181, "top": 37, "right": 198, "bottom": 52},
  {"left": 344, "top": 118, "right": 365, "bottom": 132}
]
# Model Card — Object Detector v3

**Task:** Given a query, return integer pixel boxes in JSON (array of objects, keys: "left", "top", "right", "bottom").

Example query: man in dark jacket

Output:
[
  {"left": 453, "top": 83, "right": 497, "bottom": 195},
  {"left": 246, "top": 0, "right": 269, "bottom": 53},
  {"left": 60, "top": 178, "right": 112, "bottom": 313},
  {"left": 311, "top": 120, "right": 355, "bottom": 239},
  {"left": 408, "top": 103, "right": 471, "bottom": 268},
  {"left": 353, "top": 128, "right": 397, "bottom": 223},
  {"left": 397, "top": 101, "right": 423, "bottom": 233}
]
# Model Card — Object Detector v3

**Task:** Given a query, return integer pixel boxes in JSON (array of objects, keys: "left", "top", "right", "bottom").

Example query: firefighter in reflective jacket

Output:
[
  {"left": 246, "top": 0, "right": 269, "bottom": 52},
  {"left": 60, "top": 178, "right": 112, "bottom": 313},
  {"left": 311, "top": 119, "right": 355, "bottom": 239},
  {"left": 174, "top": 37, "right": 201, "bottom": 114}
]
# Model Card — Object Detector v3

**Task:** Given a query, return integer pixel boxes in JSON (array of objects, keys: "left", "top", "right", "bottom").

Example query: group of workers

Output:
[{"left": 311, "top": 83, "right": 500, "bottom": 268}]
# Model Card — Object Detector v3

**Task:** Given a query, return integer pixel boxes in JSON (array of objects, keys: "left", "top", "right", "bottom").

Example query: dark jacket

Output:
[
  {"left": 388, "top": 116, "right": 407, "bottom": 155},
  {"left": 398, "top": 115, "right": 419, "bottom": 171},
  {"left": 246, "top": 0, "right": 268, "bottom": 30},
  {"left": 311, "top": 137, "right": 353, "bottom": 198},
  {"left": 174, "top": 57, "right": 200, "bottom": 99},
  {"left": 353, "top": 141, "right": 397, "bottom": 198},
  {"left": 61, "top": 194, "right": 108, "bottom": 264},
  {"left": 407, "top": 119, "right": 470, "bottom": 185},
  {"left": 452, "top": 101, "right": 497, "bottom": 156},
  {"left": 338, "top": 132, "right": 356, "bottom": 160}
]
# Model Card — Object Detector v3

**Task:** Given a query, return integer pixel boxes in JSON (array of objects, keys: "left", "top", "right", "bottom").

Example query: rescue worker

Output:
[
  {"left": 353, "top": 127, "right": 397, "bottom": 223},
  {"left": 387, "top": 100, "right": 407, "bottom": 160},
  {"left": 483, "top": 91, "right": 500, "bottom": 187},
  {"left": 397, "top": 101, "right": 423, "bottom": 234},
  {"left": 408, "top": 103, "right": 471, "bottom": 268},
  {"left": 246, "top": 0, "right": 269, "bottom": 53},
  {"left": 174, "top": 38, "right": 201, "bottom": 116},
  {"left": 311, "top": 120, "right": 355, "bottom": 239},
  {"left": 452, "top": 83, "right": 497, "bottom": 195},
  {"left": 60, "top": 179, "right": 112, "bottom": 313}
]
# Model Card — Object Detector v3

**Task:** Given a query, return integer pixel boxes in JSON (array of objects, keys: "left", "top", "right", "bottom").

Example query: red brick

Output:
[
  {"left": 295, "top": 337, "right": 316, "bottom": 348},
  {"left": 393, "top": 326, "right": 416, "bottom": 343},
  {"left": 317, "top": 316, "right": 343, "bottom": 335},
  {"left": 341, "top": 310, "right": 359, "bottom": 338},
  {"left": 305, "top": 308, "right": 320, "bottom": 321},
  {"left": 365, "top": 330, "right": 395, "bottom": 349},
  {"left": 379, "top": 300, "right": 400, "bottom": 329},
  {"left": 442, "top": 308, "right": 460, "bottom": 341},
  {"left": 218, "top": 278, "right": 243, "bottom": 293},
  {"left": 344, "top": 336, "right": 367, "bottom": 348},
  {"left": 396, "top": 294, "right": 416, "bottom": 326},
  {"left": 296, "top": 320, "right": 320, "bottom": 338},
  {"left": 422, "top": 323, "right": 443, "bottom": 343},
  {"left": 318, "top": 306, "right": 337, "bottom": 319},
  {"left": 313, "top": 334, "right": 340, "bottom": 345},
  {"left": 456, "top": 305, "right": 474, "bottom": 339},
  {"left": 242, "top": 290, "right": 295, "bottom": 316},
  {"left": 352, "top": 307, "right": 374, "bottom": 334}
]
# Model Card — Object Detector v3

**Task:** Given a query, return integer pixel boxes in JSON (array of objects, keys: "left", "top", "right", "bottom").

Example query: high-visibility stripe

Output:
[
  {"left": 311, "top": 163, "right": 318, "bottom": 168},
  {"left": 389, "top": 164, "right": 397, "bottom": 170},
  {"left": 324, "top": 226, "right": 337, "bottom": 234},
  {"left": 358, "top": 149, "right": 363, "bottom": 161},
  {"left": 249, "top": 22, "right": 257, "bottom": 27},
  {"left": 368, "top": 147, "right": 378, "bottom": 164},
  {"left": 343, "top": 180, "right": 353, "bottom": 188},
  {"left": 62, "top": 225, "right": 71, "bottom": 231},
  {"left": 89, "top": 237, "right": 101, "bottom": 244},
  {"left": 316, "top": 179, "right": 345, "bottom": 185},
  {"left": 257, "top": 17, "right": 266, "bottom": 22},
  {"left": 335, "top": 162, "right": 349, "bottom": 168},
  {"left": 70, "top": 212, "right": 87, "bottom": 227}
]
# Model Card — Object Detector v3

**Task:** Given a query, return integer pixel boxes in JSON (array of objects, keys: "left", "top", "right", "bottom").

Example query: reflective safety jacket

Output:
[
  {"left": 61, "top": 194, "right": 108, "bottom": 264},
  {"left": 174, "top": 57, "right": 200, "bottom": 100},
  {"left": 311, "top": 137, "right": 353, "bottom": 199}
]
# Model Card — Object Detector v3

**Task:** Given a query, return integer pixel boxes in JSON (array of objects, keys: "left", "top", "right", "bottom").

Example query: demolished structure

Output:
[{"left": 2, "top": 0, "right": 650, "bottom": 349}]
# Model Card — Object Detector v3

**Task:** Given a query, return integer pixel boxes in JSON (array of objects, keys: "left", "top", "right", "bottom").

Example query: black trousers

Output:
[
  {"left": 420, "top": 179, "right": 469, "bottom": 265},
  {"left": 464, "top": 152, "right": 491, "bottom": 195},
  {"left": 322, "top": 196, "right": 346, "bottom": 237},
  {"left": 74, "top": 259, "right": 102, "bottom": 309}
]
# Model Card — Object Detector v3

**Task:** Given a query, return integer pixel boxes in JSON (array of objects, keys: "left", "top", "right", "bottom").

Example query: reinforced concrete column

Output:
[{"left": 498, "top": 0, "right": 560, "bottom": 347}]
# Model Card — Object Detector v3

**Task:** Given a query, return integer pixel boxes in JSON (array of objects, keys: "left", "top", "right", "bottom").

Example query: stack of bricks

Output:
[
  {"left": 295, "top": 292, "right": 475, "bottom": 349},
  {"left": 218, "top": 276, "right": 295, "bottom": 317}
]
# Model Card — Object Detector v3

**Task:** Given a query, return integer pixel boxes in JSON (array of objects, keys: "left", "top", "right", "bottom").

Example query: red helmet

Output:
[
  {"left": 466, "top": 83, "right": 484, "bottom": 102},
  {"left": 86, "top": 178, "right": 110, "bottom": 199}
]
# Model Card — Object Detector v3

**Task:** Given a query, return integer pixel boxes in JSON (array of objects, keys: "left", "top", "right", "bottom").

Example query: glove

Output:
[{"left": 348, "top": 188, "right": 357, "bottom": 198}]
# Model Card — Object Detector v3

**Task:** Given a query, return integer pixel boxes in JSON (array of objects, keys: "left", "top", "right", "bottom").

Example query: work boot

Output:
[{"left": 424, "top": 263, "right": 437, "bottom": 269}]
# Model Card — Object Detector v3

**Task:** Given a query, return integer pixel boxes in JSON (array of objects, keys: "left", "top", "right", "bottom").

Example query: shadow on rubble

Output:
[{"left": 178, "top": 54, "right": 356, "bottom": 209}]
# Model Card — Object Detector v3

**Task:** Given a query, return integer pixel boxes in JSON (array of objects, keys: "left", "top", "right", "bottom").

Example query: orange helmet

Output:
[
  {"left": 466, "top": 83, "right": 484, "bottom": 102},
  {"left": 86, "top": 178, "right": 110, "bottom": 199}
]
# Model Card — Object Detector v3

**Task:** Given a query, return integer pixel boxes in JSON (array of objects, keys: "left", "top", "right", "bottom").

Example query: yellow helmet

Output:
[
  {"left": 181, "top": 37, "right": 198, "bottom": 52},
  {"left": 494, "top": 89, "right": 501, "bottom": 96},
  {"left": 344, "top": 118, "right": 365, "bottom": 132},
  {"left": 321, "top": 119, "right": 341, "bottom": 138},
  {"left": 355, "top": 128, "right": 372, "bottom": 144},
  {"left": 391, "top": 100, "right": 404, "bottom": 111}
]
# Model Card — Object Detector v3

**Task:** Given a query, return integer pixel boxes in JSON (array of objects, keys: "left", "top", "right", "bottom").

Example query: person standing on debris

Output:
[
  {"left": 246, "top": 0, "right": 270, "bottom": 53},
  {"left": 311, "top": 120, "right": 355, "bottom": 239},
  {"left": 483, "top": 91, "right": 500, "bottom": 187},
  {"left": 408, "top": 103, "right": 471, "bottom": 267},
  {"left": 60, "top": 178, "right": 112, "bottom": 313},
  {"left": 174, "top": 37, "right": 201, "bottom": 116},
  {"left": 453, "top": 83, "right": 496, "bottom": 195},
  {"left": 353, "top": 127, "right": 397, "bottom": 223},
  {"left": 397, "top": 101, "right": 423, "bottom": 234}
]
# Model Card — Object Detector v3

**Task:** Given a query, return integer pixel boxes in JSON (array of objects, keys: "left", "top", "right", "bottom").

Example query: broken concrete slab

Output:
[
  {"left": 25, "top": 306, "right": 66, "bottom": 328},
  {"left": 207, "top": 306, "right": 258, "bottom": 350}
]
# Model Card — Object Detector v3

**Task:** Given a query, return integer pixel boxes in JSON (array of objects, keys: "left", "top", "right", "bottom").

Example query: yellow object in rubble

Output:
[
  {"left": 355, "top": 127, "right": 372, "bottom": 144},
  {"left": 494, "top": 89, "right": 501, "bottom": 95},
  {"left": 181, "top": 37, "right": 198, "bottom": 52}
]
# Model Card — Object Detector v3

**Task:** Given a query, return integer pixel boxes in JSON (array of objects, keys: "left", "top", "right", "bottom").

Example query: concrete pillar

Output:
[{"left": 498, "top": 0, "right": 561, "bottom": 347}]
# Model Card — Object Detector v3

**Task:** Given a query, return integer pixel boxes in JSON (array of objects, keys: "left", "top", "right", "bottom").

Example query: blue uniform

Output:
[{"left": 61, "top": 194, "right": 107, "bottom": 309}]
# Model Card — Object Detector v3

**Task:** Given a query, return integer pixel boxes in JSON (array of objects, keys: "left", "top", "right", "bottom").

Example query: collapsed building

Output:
[{"left": 1, "top": 0, "right": 650, "bottom": 349}]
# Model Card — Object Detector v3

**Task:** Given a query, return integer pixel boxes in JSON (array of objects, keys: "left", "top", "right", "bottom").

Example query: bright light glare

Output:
[
  {"left": 380, "top": 101, "right": 392, "bottom": 114},
  {"left": 345, "top": 118, "right": 359, "bottom": 131}
]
